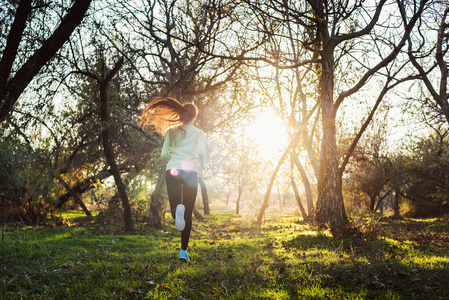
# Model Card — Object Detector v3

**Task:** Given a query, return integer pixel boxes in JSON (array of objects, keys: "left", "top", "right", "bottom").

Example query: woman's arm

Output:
[{"left": 161, "top": 132, "right": 172, "bottom": 160}]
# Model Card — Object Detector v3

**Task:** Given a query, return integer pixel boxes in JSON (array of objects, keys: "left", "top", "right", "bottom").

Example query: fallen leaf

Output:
[{"left": 144, "top": 280, "right": 155, "bottom": 286}]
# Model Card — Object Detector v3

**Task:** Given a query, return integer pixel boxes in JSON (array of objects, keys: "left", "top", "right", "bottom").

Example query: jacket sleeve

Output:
[
  {"left": 161, "top": 132, "right": 172, "bottom": 161},
  {"left": 197, "top": 131, "right": 206, "bottom": 169}
]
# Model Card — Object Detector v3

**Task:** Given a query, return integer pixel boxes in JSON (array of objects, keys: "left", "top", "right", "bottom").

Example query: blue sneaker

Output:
[
  {"left": 175, "top": 204, "right": 185, "bottom": 231},
  {"left": 179, "top": 249, "right": 190, "bottom": 262}
]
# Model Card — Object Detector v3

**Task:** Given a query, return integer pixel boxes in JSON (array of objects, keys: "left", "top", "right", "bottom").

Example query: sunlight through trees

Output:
[{"left": 1, "top": 0, "right": 448, "bottom": 237}]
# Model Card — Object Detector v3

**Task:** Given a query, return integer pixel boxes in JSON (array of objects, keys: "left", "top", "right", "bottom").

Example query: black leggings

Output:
[{"left": 166, "top": 169, "right": 198, "bottom": 250}]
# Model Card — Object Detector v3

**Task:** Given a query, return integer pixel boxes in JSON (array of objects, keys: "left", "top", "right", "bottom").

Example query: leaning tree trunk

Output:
[
  {"left": 315, "top": 47, "right": 349, "bottom": 237},
  {"left": 290, "top": 158, "right": 308, "bottom": 220},
  {"left": 291, "top": 152, "right": 315, "bottom": 217},
  {"left": 99, "top": 58, "right": 133, "bottom": 232},
  {"left": 57, "top": 175, "right": 91, "bottom": 216},
  {"left": 199, "top": 176, "right": 210, "bottom": 215},
  {"left": 257, "top": 130, "right": 302, "bottom": 223},
  {"left": 257, "top": 150, "right": 287, "bottom": 222},
  {"left": 0, "top": 0, "right": 93, "bottom": 122},
  {"left": 374, "top": 189, "right": 391, "bottom": 212},
  {"left": 148, "top": 163, "right": 166, "bottom": 228}
]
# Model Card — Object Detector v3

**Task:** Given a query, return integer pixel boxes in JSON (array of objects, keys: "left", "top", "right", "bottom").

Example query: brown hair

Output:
[{"left": 140, "top": 97, "right": 198, "bottom": 136}]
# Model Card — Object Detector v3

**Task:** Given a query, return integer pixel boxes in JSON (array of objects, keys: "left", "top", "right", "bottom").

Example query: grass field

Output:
[{"left": 1, "top": 210, "right": 449, "bottom": 299}]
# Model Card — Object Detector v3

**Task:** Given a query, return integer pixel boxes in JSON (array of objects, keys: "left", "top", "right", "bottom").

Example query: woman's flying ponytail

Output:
[{"left": 140, "top": 97, "right": 198, "bottom": 136}]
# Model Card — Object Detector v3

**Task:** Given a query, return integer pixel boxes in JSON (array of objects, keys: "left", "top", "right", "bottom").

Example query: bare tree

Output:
[
  {"left": 232, "top": 0, "right": 428, "bottom": 236},
  {"left": 74, "top": 55, "right": 133, "bottom": 230},
  {"left": 407, "top": 4, "right": 449, "bottom": 126},
  {"left": 0, "top": 0, "right": 93, "bottom": 122},
  {"left": 111, "top": 0, "right": 247, "bottom": 227},
  {"left": 309, "top": 0, "right": 427, "bottom": 235}
]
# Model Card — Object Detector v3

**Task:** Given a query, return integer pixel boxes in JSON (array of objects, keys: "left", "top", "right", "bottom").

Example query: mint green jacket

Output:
[{"left": 161, "top": 125, "right": 206, "bottom": 173}]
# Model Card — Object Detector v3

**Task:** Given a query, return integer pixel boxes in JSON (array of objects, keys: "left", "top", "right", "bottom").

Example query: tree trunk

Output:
[
  {"left": 257, "top": 126, "right": 304, "bottom": 223},
  {"left": 236, "top": 185, "right": 243, "bottom": 215},
  {"left": 290, "top": 152, "right": 314, "bottom": 217},
  {"left": 98, "top": 58, "right": 132, "bottom": 231},
  {"left": 257, "top": 146, "right": 289, "bottom": 223},
  {"left": 373, "top": 189, "right": 391, "bottom": 212},
  {"left": 57, "top": 175, "right": 91, "bottom": 216},
  {"left": 315, "top": 46, "right": 349, "bottom": 237},
  {"left": 0, "top": 0, "right": 93, "bottom": 122},
  {"left": 193, "top": 204, "right": 204, "bottom": 221},
  {"left": 199, "top": 176, "right": 210, "bottom": 215},
  {"left": 0, "top": 0, "right": 32, "bottom": 96},
  {"left": 57, "top": 167, "right": 108, "bottom": 208},
  {"left": 277, "top": 185, "right": 283, "bottom": 212},
  {"left": 391, "top": 189, "right": 401, "bottom": 219},
  {"left": 315, "top": 117, "right": 349, "bottom": 236},
  {"left": 290, "top": 158, "right": 308, "bottom": 220},
  {"left": 225, "top": 191, "right": 231, "bottom": 208},
  {"left": 369, "top": 195, "right": 376, "bottom": 212},
  {"left": 148, "top": 163, "right": 166, "bottom": 228}
]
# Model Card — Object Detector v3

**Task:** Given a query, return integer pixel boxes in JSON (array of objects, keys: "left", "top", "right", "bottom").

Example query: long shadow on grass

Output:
[
  {"left": 1, "top": 224, "right": 184, "bottom": 298},
  {"left": 281, "top": 233, "right": 449, "bottom": 299},
  {"left": 4, "top": 218, "right": 448, "bottom": 299}
]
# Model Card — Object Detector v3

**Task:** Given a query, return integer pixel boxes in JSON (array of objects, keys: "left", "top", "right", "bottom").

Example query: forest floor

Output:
[{"left": 1, "top": 210, "right": 449, "bottom": 299}]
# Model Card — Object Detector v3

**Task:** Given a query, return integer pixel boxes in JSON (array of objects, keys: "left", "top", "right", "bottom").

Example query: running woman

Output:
[{"left": 140, "top": 97, "right": 206, "bottom": 262}]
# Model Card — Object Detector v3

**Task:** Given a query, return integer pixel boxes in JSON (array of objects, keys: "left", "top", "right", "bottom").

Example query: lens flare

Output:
[
  {"left": 170, "top": 168, "right": 180, "bottom": 176},
  {"left": 181, "top": 158, "right": 195, "bottom": 172}
]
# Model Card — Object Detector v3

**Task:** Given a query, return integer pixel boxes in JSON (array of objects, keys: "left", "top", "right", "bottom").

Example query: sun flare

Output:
[{"left": 246, "top": 111, "right": 289, "bottom": 158}]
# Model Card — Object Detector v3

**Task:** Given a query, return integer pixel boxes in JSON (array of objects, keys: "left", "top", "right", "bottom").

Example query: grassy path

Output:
[{"left": 1, "top": 211, "right": 449, "bottom": 299}]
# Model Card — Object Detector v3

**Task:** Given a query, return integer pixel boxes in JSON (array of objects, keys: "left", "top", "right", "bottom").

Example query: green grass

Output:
[
  {"left": 1, "top": 211, "right": 449, "bottom": 299},
  {"left": 58, "top": 209, "right": 99, "bottom": 224}
]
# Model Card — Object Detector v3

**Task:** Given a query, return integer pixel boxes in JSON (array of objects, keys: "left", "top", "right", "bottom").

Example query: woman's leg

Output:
[
  {"left": 180, "top": 171, "right": 198, "bottom": 250},
  {"left": 166, "top": 170, "right": 182, "bottom": 220}
]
